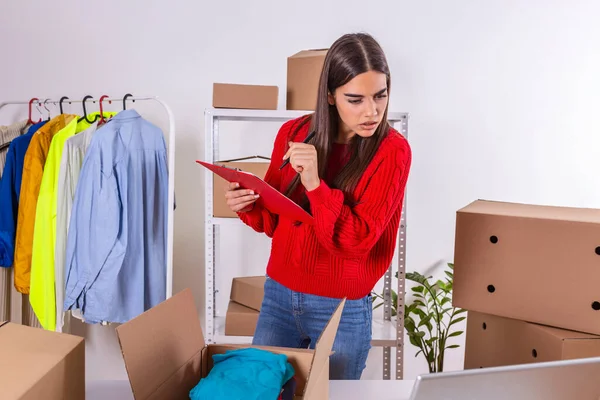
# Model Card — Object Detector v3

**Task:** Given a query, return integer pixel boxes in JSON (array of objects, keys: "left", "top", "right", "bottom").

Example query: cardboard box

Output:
[
  {"left": 230, "top": 276, "right": 266, "bottom": 311},
  {"left": 287, "top": 49, "right": 328, "bottom": 110},
  {"left": 464, "top": 311, "right": 600, "bottom": 369},
  {"left": 212, "top": 83, "right": 278, "bottom": 110},
  {"left": 212, "top": 160, "right": 270, "bottom": 218},
  {"left": 225, "top": 301, "right": 260, "bottom": 336},
  {"left": 0, "top": 321, "right": 85, "bottom": 399},
  {"left": 453, "top": 200, "right": 600, "bottom": 335},
  {"left": 116, "top": 288, "right": 343, "bottom": 400}
]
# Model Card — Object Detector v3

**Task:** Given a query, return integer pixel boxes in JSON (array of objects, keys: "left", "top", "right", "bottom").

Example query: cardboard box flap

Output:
[
  {"left": 303, "top": 298, "right": 345, "bottom": 399},
  {"left": 116, "top": 289, "right": 205, "bottom": 400},
  {"left": 458, "top": 199, "right": 600, "bottom": 223}
]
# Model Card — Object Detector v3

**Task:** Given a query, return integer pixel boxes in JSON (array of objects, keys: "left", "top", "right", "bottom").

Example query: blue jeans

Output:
[{"left": 252, "top": 276, "right": 372, "bottom": 380}]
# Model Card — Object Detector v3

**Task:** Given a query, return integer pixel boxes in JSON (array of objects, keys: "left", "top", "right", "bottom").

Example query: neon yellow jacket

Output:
[{"left": 29, "top": 112, "right": 116, "bottom": 330}]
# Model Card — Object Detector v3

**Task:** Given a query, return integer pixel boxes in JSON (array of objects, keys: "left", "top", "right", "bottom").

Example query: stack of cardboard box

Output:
[
  {"left": 452, "top": 200, "right": 600, "bottom": 369},
  {"left": 224, "top": 276, "right": 266, "bottom": 336}
]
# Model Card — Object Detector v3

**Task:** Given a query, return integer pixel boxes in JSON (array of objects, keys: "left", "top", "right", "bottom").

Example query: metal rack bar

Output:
[
  {"left": 0, "top": 96, "right": 176, "bottom": 300},
  {"left": 396, "top": 115, "right": 409, "bottom": 380},
  {"left": 203, "top": 108, "right": 409, "bottom": 380}
]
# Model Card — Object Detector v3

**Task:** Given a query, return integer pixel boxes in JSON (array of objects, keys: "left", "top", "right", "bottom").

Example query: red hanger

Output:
[
  {"left": 98, "top": 95, "right": 111, "bottom": 126},
  {"left": 28, "top": 98, "right": 41, "bottom": 124}
]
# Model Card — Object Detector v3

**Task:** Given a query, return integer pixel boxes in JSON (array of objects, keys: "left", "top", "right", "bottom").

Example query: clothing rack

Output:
[{"left": 0, "top": 96, "right": 176, "bottom": 300}]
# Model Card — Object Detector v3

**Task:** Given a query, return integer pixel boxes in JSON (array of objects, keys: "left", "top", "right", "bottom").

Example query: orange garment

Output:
[{"left": 13, "top": 114, "right": 77, "bottom": 294}]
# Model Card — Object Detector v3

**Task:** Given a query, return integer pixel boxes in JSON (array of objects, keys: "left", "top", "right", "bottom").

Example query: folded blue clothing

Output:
[{"left": 189, "top": 347, "right": 295, "bottom": 400}]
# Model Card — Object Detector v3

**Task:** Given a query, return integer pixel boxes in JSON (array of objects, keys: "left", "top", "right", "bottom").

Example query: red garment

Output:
[
  {"left": 324, "top": 142, "right": 350, "bottom": 183},
  {"left": 238, "top": 116, "right": 412, "bottom": 300}
]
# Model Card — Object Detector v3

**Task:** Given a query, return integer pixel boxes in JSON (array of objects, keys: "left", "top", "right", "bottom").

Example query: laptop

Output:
[{"left": 408, "top": 356, "right": 600, "bottom": 400}]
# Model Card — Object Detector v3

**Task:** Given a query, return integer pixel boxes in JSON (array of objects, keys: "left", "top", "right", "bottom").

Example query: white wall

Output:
[{"left": 1, "top": 0, "right": 599, "bottom": 383}]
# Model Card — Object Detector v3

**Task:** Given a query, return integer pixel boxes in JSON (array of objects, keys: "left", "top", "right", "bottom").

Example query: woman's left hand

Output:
[{"left": 283, "top": 141, "right": 320, "bottom": 191}]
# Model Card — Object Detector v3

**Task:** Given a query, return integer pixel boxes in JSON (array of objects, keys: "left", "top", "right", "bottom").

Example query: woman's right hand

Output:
[{"left": 225, "top": 182, "right": 260, "bottom": 213}]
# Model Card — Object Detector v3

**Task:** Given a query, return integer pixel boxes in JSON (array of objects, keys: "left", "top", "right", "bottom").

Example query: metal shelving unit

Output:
[{"left": 203, "top": 107, "right": 408, "bottom": 380}]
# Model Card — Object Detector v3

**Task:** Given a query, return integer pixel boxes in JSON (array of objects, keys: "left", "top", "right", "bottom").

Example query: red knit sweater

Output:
[{"left": 238, "top": 116, "right": 412, "bottom": 300}]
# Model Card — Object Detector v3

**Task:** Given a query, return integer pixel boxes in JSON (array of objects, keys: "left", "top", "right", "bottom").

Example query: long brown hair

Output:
[{"left": 284, "top": 33, "right": 392, "bottom": 209}]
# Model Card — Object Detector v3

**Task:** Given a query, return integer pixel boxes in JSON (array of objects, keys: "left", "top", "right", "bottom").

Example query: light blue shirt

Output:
[{"left": 63, "top": 109, "right": 168, "bottom": 324}]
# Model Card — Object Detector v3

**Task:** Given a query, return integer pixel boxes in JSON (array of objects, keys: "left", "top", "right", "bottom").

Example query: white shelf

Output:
[
  {"left": 205, "top": 107, "right": 408, "bottom": 123},
  {"left": 209, "top": 217, "right": 243, "bottom": 226},
  {"left": 371, "top": 319, "right": 400, "bottom": 347},
  {"left": 213, "top": 315, "right": 398, "bottom": 347},
  {"left": 206, "top": 108, "right": 310, "bottom": 121}
]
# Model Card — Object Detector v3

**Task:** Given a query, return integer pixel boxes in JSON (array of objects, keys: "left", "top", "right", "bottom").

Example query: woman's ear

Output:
[{"left": 327, "top": 91, "right": 335, "bottom": 106}]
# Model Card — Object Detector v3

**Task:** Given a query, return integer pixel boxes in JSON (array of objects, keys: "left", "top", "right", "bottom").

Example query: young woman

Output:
[{"left": 224, "top": 32, "right": 412, "bottom": 380}]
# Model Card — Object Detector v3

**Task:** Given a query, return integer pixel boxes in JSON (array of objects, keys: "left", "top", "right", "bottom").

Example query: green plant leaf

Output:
[
  {"left": 405, "top": 316, "right": 417, "bottom": 331},
  {"left": 446, "top": 344, "right": 460, "bottom": 349},
  {"left": 413, "top": 300, "right": 427, "bottom": 307},
  {"left": 426, "top": 351, "right": 435, "bottom": 363},
  {"left": 425, "top": 337, "right": 438, "bottom": 346},
  {"left": 448, "top": 330, "right": 464, "bottom": 338},
  {"left": 411, "top": 286, "right": 425, "bottom": 293},
  {"left": 409, "top": 335, "right": 421, "bottom": 348},
  {"left": 445, "top": 271, "right": 453, "bottom": 280},
  {"left": 441, "top": 307, "right": 454, "bottom": 315},
  {"left": 448, "top": 316, "right": 466, "bottom": 327},
  {"left": 418, "top": 314, "right": 432, "bottom": 328},
  {"left": 440, "top": 297, "right": 451, "bottom": 306},
  {"left": 413, "top": 308, "right": 427, "bottom": 321}
]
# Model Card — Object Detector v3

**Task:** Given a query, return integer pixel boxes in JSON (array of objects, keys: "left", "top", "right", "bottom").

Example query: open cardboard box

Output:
[{"left": 115, "top": 288, "right": 344, "bottom": 400}]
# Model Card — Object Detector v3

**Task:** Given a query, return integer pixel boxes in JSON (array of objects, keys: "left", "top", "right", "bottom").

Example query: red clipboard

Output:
[{"left": 196, "top": 160, "right": 314, "bottom": 225}]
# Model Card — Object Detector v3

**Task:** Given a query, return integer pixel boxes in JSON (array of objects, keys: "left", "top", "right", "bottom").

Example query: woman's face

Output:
[{"left": 328, "top": 70, "right": 389, "bottom": 143}]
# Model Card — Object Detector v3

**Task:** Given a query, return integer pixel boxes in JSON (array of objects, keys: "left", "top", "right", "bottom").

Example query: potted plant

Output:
[{"left": 372, "top": 262, "right": 466, "bottom": 373}]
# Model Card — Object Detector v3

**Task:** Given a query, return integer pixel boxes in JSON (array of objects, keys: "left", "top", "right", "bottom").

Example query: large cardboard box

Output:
[
  {"left": 230, "top": 276, "right": 266, "bottom": 311},
  {"left": 116, "top": 288, "right": 343, "bottom": 400},
  {"left": 287, "top": 49, "right": 328, "bottom": 110},
  {"left": 212, "top": 159, "right": 270, "bottom": 218},
  {"left": 225, "top": 301, "right": 260, "bottom": 336},
  {"left": 465, "top": 311, "right": 600, "bottom": 369},
  {"left": 0, "top": 321, "right": 85, "bottom": 399},
  {"left": 453, "top": 200, "right": 600, "bottom": 335},
  {"left": 213, "top": 83, "right": 278, "bottom": 110}
]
